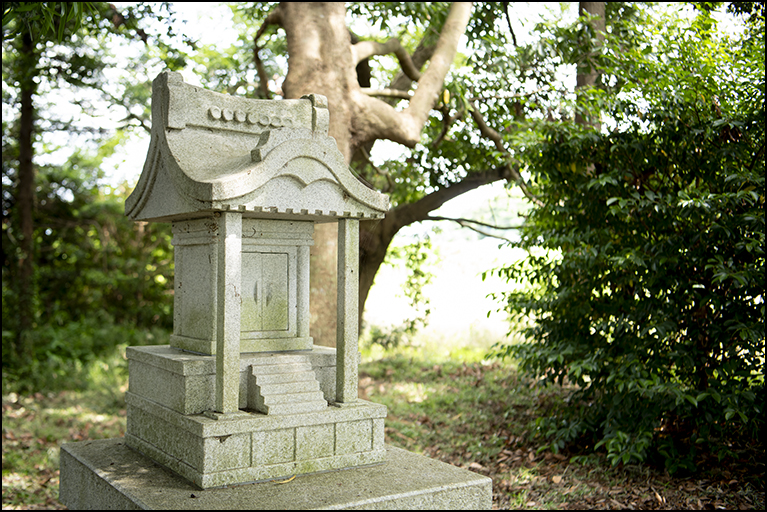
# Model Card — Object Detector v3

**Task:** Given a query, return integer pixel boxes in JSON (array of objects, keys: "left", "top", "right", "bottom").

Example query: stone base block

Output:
[
  {"left": 126, "top": 392, "right": 387, "bottom": 488},
  {"left": 60, "top": 439, "right": 492, "bottom": 510}
]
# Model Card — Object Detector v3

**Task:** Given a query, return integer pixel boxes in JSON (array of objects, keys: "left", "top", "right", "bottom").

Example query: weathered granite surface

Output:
[
  {"left": 125, "top": 71, "right": 389, "bottom": 224},
  {"left": 125, "top": 345, "right": 383, "bottom": 488},
  {"left": 60, "top": 439, "right": 493, "bottom": 509}
]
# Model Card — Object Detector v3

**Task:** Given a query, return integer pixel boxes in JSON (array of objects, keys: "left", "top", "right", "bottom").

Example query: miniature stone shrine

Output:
[
  {"left": 120, "top": 70, "right": 390, "bottom": 488},
  {"left": 59, "top": 71, "right": 492, "bottom": 509}
]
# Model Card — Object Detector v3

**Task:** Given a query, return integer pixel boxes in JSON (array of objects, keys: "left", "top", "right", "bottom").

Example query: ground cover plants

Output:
[
  {"left": 2, "top": 346, "right": 129, "bottom": 510},
  {"left": 3, "top": 341, "right": 763, "bottom": 510}
]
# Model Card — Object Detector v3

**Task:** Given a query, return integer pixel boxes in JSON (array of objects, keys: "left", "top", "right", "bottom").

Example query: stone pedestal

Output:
[
  {"left": 60, "top": 439, "right": 493, "bottom": 510},
  {"left": 126, "top": 345, "right": 386, "bottom": 489}
]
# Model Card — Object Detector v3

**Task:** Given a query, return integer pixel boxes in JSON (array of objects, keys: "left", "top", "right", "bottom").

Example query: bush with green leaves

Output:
[
  {"left": 490, "top": 6, "right": 764, "bottom": 473},
  {"left": 2, "top": 154, "right": 174, "bottom": 393}
]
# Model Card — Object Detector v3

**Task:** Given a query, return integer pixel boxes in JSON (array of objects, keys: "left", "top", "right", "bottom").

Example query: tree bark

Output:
[
  {"left": 16, "top": 29, "right": 38, "bottom": 362},
  {"left": 359, "top": 165, "right": 513, "bottom": 322},
  {"left": 279, "top": 3, "right": 355, "bottom": 346},
  {"left": 575, "top": 2, "right": 606, "bottom": 128},
  {"left": 278, "top": 2, "right": 473, "bottom": 345}
]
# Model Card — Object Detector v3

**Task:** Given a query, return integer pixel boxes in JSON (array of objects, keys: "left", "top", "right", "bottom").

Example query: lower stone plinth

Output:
[
  {"left": 125, "top": 344, "right": 385, "bottom": 488},
  {"left": 60, "top": 438, "right": 492, "bottom": 510},
  {"left": 127, "top": 392, "right": 387, "bottom": 488}
]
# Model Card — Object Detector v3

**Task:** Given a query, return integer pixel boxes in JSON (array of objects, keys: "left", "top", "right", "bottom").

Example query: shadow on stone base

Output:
[{"left": 60, "top": 438, "right": 492, "bottom": 510}]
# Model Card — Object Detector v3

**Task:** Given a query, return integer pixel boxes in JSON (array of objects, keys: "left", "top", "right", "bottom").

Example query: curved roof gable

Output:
[{"left": 126, "top": 71, "right": 389, "bottom": 223}]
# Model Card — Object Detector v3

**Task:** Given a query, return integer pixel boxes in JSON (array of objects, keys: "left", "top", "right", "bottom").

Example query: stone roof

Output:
[{"left": 125, "top": 71, "right": 389, "bottom": 223}]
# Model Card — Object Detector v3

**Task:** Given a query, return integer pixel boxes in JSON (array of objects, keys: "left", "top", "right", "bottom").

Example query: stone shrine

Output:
[
  {"left": 59, "top": 71, "right": 492, "bottom": 509},
  {"left": 122, "top": 70, "right": 389, "bottom": 488}
]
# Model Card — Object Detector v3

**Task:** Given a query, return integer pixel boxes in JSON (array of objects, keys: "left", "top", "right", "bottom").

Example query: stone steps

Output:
[
  {"left": 254, "top": 371, "right": 317, "bottom": 385},
  {"left": 252, "top": 361, "right": 313, "bottom": 375},
  {"left": 248, "top": 356, "right": 327, "bottom": 415},
  {"left": 255, "top": 379, "right": 321, "bottom": 396}
]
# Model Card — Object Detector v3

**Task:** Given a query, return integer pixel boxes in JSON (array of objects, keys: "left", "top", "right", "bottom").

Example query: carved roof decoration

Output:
[{"left": 125, "top": 71, "right": 389, "bottom": 223}]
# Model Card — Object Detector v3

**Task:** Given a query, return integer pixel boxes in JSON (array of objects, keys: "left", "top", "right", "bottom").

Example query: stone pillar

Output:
[
  {"left": 297, "top": 244, "right": 311, "bottom": 339},
  {"left": 215, "top": 212, "right": 242, "bottom": 413},
  {"left": 336, "top": 218, "right": 359, "bottom": 403}
]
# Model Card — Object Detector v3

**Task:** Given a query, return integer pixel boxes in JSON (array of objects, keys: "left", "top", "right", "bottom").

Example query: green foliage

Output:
[
  {"left": 2, "top": 152, "right": 175, "bottom": 392},
  {"left": 2, "top": 3, "right": 185, "bottom": 393},
  {"left": 2, "top": 2, "right": 97, "bottom": 42},
  {"left": 490, "top": 6, "right": 765, "bottom": 472}
]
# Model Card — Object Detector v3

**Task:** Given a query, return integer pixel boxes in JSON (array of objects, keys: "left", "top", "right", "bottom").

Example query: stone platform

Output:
[
  {"left": 60, "top": 439, "right": 493, "bottom": 509},
  {"left": 126, "top": 345, "right": 386, "bottom": 488}
]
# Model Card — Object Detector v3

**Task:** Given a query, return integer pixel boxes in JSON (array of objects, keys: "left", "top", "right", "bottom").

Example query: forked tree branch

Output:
[
  {"left": 351, "top": 2, "right": 473, "bottom": 148},
  {"left": 253, "top": 6, "right": 285, "bottom": 99},
  {"left": 351, "top": 38, "right": 422, "bottom": 81}
]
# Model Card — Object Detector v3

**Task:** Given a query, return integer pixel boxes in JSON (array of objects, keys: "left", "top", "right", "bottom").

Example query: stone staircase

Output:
[{"left": 248, "top": 355, "right": 327, "bottom": 415}]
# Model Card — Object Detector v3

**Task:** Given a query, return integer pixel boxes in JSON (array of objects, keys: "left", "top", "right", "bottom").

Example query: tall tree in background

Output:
[
  {"left": 574, "top": 2, "right": 605, "bottom": 128},
  {"left": 259, "top": 3, "right": 478, "bottom": 344},
  {"left": 4, "top": 3, "right": 107, "bottom": 365},
  {"left": 2, "top": 2, "right": 182, "bottom": 376},
  {"left": 230, "top": 2, "right": 608, "bottom": 345}
]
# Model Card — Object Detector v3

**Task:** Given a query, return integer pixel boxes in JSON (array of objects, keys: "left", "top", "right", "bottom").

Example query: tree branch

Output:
[
  {"left": 469, "top": 89, "right": 544, "bottom": 102},
  {"left": 253, "top": 49, "right": 272, "bottom": 99},
  {"left": 502, "top": 2, "right": 518, "bottom": 47},
  {"left": 359, "top": 88, "right": 413, "bottom": 99},
  {"left": 425, "top": 215, "right": 523, "bottom": 230},
  {"left": 389, "top": 42, "right": 435, "bottom": 92},
  {"left": 433, "top": 106, "right": 464, "bottom": 148},
  {"left": 253, "top": 6, "right": 284, "bottom": 99},
  {"left": 401, "top": 2, "right": 473, "bottom": 140},
  {"left": 391, "top": 164, "right": 513, "bottom": 231},
  {"left": 468, "top": 99, "right": 543, "bottom": 206},
  {"left": 424, "top": 216, "right": 520, "bottom": 244},
  {"left": 359, "top": 146, "right": 395, "bottom": 192},
  {"left": 350, "top": 2, "right": 473, "bottom": 149},
  {"left": 254, "top": 6, "right": 283, "bottom": 42},
  {"left": 351, "top": 38, "right": 422, "bottom": 81}
]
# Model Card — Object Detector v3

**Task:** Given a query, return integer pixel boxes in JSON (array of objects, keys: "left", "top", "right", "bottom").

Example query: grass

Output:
[
  {"left": 2, "top": 333, "right": 764, "bottom": 510},
  {"left": 2, "top": 346, "right": 130, "bottom": 510}
]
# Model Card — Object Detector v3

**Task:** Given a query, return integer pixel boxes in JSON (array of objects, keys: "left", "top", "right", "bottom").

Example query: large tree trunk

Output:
[
  {"left": 278, "top": 2, "right": 474, "bottom": 346},
  {"left": 280, "top": 3, "right": 356, "bottom": 346}
]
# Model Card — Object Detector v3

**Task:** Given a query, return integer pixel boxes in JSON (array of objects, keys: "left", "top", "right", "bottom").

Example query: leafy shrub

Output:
[
  {"left": 490, "top": 7, "right": 764, "bottom": 472},
  {"left": 2, "top": 154, "right": 174, "bottom": 392},
  {"left": 1, "top": 314, "right": 168, "bottom": 394}
]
